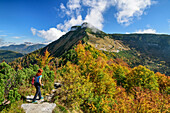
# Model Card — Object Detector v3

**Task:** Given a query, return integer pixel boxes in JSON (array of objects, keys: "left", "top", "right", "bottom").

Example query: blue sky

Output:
[{"left": 0, "top": 0, "right": 170, "bottom": 46}]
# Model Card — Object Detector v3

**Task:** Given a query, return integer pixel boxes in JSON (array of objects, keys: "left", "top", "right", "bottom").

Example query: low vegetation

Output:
[{"left": 0, "top": 43, "right": 169, "bottom": 112}]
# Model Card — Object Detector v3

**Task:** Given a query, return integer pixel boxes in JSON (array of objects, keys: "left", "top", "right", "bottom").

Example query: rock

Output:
[
  {"left": 54, "top": 83, "right": 62, "bottom": 89},
  {"left": 22, "top": 85, "right": 59, "bottom": 113},
  {"left": 46, "top": 93, "right": 55, "bottom": 102},
  {"left": 21, "top": 103, "right": 56, "bottom": 113},
  {"left": 51, "top": 89, "right": 57, "bottom": 93},
  {"left": 1, "top": 99, "right": 10, "bottom": 105}
]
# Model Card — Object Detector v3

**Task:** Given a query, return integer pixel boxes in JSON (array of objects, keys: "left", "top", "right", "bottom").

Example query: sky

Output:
[{"left": 0, "top": 0, "right": 170, "bottom": 46}]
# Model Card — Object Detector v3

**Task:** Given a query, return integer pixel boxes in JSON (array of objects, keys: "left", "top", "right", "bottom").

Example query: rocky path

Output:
[
  {"left": 21, "top": 94, "right": 56, "bottom": 113},
  {"left": 21, "top": 83, "right": 61, "bottom": 113},
  {"left": 21, "top": 102, "right": 56, "bottom": 113}
]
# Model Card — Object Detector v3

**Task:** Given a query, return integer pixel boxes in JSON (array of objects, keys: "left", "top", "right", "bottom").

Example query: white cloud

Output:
[
  {"left": 125, "top": 28, "right": 157, "bottom": 34},
  {"left": 60, "top": 0, "right": 81, "bottom": 17},
  {"left": 33, "top": 0, "right": 156, "bottom": 42},
  {"left": 84, "top": 8, "right": 104, "bottom": 29},
  {"left": 135, "top": 29, "right": 156, "bottom": 34},
  {"left": 168, "top": 19, "right": 170, "bottom": 30},
  {"left": 12, "top": 36, "right": 22, "bottom": 39},
  {"left": 67, "top": 0, "right": 81, "bottom": 10},
  {"left": 34, "top": 0, "right": 82, "bottom": 42},
  {"left": 83, "top": 0, "right": 108, "bottom": 30},
  {"left": 0, "top": 38, "right": 4, "bottom": 45},
  {"left": 36, "top": 28, "right": 66, "bottom": 41},
  {"left": 60, "top": 3, "right": 66, "bottom": 10},
  {"left": 31, "top": 27, "right": 37, "bottom": 35},
  {"left": 57, "top": 15, "right": 83, "bottom": 32},
  {"left": 58, "top": 0, "right": 110, "bottom": 31},
  {"left": 0, "top": 35, "right": 7, "bottom": 37},
  {"left": 57, "top": 0, "right": 156, "bottom": 31},
  {"left": 168, "top": 19, "right": 170, "bottom": 23},
  {"left": 127, "top": 28, "right": 169, "bottom": 34},
  {"left": 12, "top": 36, "right": 26, "bottom": 39},
  {"left": 115, "top": 0, "right": 154, "bottom": 26},
  {"left": 60, "top": 3, "right": 70, "bottom": 17}
]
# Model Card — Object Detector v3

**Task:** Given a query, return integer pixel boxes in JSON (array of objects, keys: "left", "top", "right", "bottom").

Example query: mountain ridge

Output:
[
  {"left": 39, "top": 23, "right": 170, "bottom": 75},
  {"left": 40, "top": 23, "right": 127, "bottom": 57},
  {"left": 10, "top": 23, "right": 170, "bottom": 75}
]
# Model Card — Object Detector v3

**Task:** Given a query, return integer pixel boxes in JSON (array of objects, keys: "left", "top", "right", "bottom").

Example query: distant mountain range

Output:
[{"left": 0, "top": 43, "right": 46, "bottom": 54}]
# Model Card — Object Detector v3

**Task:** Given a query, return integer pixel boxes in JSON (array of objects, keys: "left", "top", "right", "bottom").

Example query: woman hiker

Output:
[{"left": 32, "top": 69, "right": 44, "bottom": 103}]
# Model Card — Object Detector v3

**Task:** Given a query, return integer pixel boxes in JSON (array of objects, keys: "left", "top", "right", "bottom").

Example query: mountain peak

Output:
[
  {"left": 81, "top": 22, "right": 93, "bottom": 28},
  {"left": 70, "top": 22, "right": 100, "bottom": 33},
  {"left": 81, "top": 22, "right": 99, "bottom": 33}
]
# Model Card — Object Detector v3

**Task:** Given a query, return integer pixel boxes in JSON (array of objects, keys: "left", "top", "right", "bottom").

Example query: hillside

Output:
[
  {"left": 10, "top": 23, "right": 170, "bottom": 75},
  {"left": 1, "top": 23, "right": 170, "bottom": 112},
  {"left": 110, "top": 34, "right": 170, "bottom": 62},
  {"left": 40, "top": 23, "right": 129, "bottom": 57},
  {"left": 1, "top": 42, "right": 169, "bottom": 113},
  {"left": 0, "top": 43, "right": 46, "bottom": 54},
  {"left": 110, "top": 34, "right": 170, "bottom": 75},
  {"left": 34, "top": 23, "right": 170, "bottom": 75},
  {"left": 0, "top": 50, "right": 23, "bottom": 63}
]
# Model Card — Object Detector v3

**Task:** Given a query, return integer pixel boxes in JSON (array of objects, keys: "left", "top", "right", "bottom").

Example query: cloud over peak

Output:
[
  {"left": 32, "top": 0, "right": 156, "bottom": 42},
  {"left": 58, "top": 0, "right": 156, "bottom": 28}
]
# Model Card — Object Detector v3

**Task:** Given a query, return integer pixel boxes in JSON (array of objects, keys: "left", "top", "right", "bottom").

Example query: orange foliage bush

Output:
[
  {"left": 155, "top": 72, "right": 170, "bottom": 94},
  {"left": 55, "top": 43, "right": 169, "bottom": 112}
]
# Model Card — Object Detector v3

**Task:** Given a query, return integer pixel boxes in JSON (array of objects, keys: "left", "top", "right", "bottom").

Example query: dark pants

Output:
[{"left": 33, "top": 83, "right": 41, "bottom": 102}]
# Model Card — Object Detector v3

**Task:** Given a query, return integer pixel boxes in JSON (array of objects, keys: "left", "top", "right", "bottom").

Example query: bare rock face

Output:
[{"left": 21, "top": 103, "right": 56, "bottom": 113}]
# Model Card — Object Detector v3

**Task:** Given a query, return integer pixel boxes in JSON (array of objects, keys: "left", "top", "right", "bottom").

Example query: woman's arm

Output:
[{"left": 39, "top": 76, "right": 42, "bottom": 86}]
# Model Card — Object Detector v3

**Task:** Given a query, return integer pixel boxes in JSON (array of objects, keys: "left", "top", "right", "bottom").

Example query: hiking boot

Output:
[
  {"left": 39, "top": 97, "right": 44, "bottom": 100},
  {"left": 32, "top": 101, "right": 37, "bottom": 103}
]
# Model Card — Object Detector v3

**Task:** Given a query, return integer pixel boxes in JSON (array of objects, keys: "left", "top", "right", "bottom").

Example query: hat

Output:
[{"left": 38, "top": 69, "right": 43, "bottom": 73}]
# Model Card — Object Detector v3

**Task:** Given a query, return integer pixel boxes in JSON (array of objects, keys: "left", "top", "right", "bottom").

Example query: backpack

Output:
[{"left": 31, "top": 76, "right": 38, "bottom": 85}]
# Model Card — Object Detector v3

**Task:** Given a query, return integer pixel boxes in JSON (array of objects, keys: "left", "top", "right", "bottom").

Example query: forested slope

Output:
[{"left": 0, "top": 50, "right": 23, "bottom": 63}]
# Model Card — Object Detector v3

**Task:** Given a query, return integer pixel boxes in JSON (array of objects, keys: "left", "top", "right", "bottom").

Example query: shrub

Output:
[
  {"left": 155, "top": 72, "right": 170, "bottom": 93},
  {"left": 126, "top": 65, "right": 159, "bottom": 92},
  {"left": 8, "top": 88, "right": 21, "bottom": 103}
]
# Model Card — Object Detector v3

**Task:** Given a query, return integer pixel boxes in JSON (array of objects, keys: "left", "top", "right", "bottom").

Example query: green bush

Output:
[
  {"left": 8, "top": 88, "right": 21, "bottom": 103},
  {"left": 125, "top": 65, "right": 159, "bottom": 92}
]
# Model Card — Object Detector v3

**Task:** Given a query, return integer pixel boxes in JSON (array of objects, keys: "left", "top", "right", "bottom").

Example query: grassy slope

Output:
[{"left": 109, "top": 34, "right": 170, "bottom": 75}]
